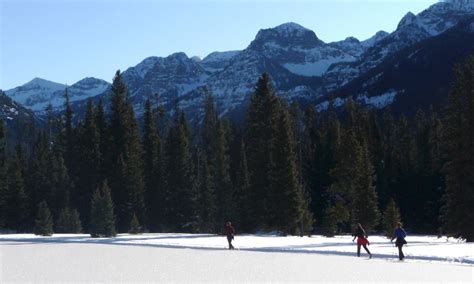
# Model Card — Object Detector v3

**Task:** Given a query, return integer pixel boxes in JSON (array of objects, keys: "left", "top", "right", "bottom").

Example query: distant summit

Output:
[{"left": 250, "top": 22, "right": 323, "bottom": 50}]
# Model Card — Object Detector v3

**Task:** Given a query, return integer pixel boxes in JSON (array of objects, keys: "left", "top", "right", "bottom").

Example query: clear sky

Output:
[{"left": 0, "top": 0, "right": 438, "bottom": 90}]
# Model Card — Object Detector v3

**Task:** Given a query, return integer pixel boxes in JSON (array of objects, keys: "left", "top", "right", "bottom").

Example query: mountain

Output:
[
  {"left": 201, "top": 51, "right": 241, "bottom": 72},
  {"left": 5, "top": 77, "right": 110, "bottom": 113},
  {"left": 325, "top": 16, "right": 474, "bottom": 115},
  {"left": 5, "top": 0, "right": 474, "bottom": 122},
  {"left": 5, "top": 78, "right": 67, "bottom": 112},
  {"left": 324, "top": 1, "right": 474, "bottom": 90},
  {"left": 0, "top": 90, "right": 37, "bottom": 149}
]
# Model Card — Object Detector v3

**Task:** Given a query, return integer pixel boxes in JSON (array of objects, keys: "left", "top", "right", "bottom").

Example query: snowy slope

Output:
[
  {"left": 5, "top": 78, "right": 67, "bottom": 112},
  {"left": 0, "top": 234, "right": 472, "bottom": 282},
  {"left": 324, "top": 0, "right": 474, "bottom": 90},
  {"left": 201, "top": 50, "right": 241, "bottom": 72},
  {"left": 1, "top": 233, "right": 473, "bottom": 265},
  {"left": 5, "top": 77, "right": 110, "bottom": 112}
]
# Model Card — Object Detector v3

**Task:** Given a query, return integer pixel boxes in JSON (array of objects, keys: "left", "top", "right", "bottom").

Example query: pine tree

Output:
[
  {"left": 352, "top": 139, "right": 380, "bottom": 231},
  {"left": 441, "top": 56, "right": 474, "bottom": 241},
  {"left": 108, "top": 70, "right": 145, "bottom": 232},
  {"left": 61, "top": 88, "right": 77, "bottom": 178},
  {"left": 0, "top": 120, "right": 6, "bottom": 228},
  {"left": 244, "top": 73, "right": 281, "bottom": 231},
  {"left": 269, "top": 109, "right": 311, "bottom": 234},
  {"left": 214, "top": 120, "right": 233, "bottom": 228},
  {"left": 142, "top": 99, "right": 163, "bottom": 231},
  {"left": 90, "top": 180, "right": 116, "bottom": 237},
  {"left": 195, "top": 152, "right": 217, "bottom": 233},
  {"left": 129, "top": 213, "right": 141, "bottom": 234},
  {"left": 48, "top": 146, "right": 72, "bottom": 219},
  {"left": 324, "top": 127, "right": 358, "bottom": 235},
  {"left": 29, "top": 133, "right": 52, "bottom": 220},
  {"left": 4, "top": 151, "right": 29, "bottom": 231},
  {"left": 382, "top": 198, "right": 401, "bottom": 238},
  {"left": 233, "top": 138, "right": 252, "bottom": 232},
  {"left": 199, "top": 92, "right": 234, "bottom": 231},
  {"left": 56, "top": 207, "right": 82, "bottom": 233},
  {"left": 95, "top": 99, "right": 108, "bottom": 178},
  {"left": 322, "top": 200, "right": 349, "bottom": 237},
  {"left": 164, "top": 110, "right": 196, "bottom": 232},
  {"left": 34, "top": 201, "right": 54, "bottom": 236},
  {"left": 74, "top": 99, "right": 101, "bottom": 230}
]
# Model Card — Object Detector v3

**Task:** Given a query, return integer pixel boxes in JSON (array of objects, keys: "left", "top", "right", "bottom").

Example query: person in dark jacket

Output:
[
  {"left": 391, "top": 222, "right": 407, "bottom": 260},
  {"left": 352, "top": 223, "right": 372, "bottom": 258},
  {"left": 224, "top": 221, "right": 235, "bottom": 250}
]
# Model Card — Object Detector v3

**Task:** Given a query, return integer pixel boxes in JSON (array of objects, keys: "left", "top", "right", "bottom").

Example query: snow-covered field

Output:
[{"left": 1, "top": 233, "right": 473, "bottom": 282}]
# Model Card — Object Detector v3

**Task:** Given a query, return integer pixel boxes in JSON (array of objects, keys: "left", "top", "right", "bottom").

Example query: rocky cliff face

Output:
[{"left": 5, "top": 1, "right": 473, "bottom": 123}]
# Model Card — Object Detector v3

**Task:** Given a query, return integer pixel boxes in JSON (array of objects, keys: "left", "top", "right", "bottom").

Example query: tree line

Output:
[{"left": 0, "top": 56, "right": 472, "bottom": 241}]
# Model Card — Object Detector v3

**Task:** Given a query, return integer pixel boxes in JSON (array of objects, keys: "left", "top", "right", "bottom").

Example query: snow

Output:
[
  {"left": 358, "top": 90, "right": 398, "bottom": 108},
  {"left": 0, "top": 234, "right": 472, "bottom": 282},
  {"left": 132, "top": 56, "right": 160, "bottom": 79},
  {"left": 272, "top": 22, "right": 311, "bottom": 36},
  {"left": 361, "top": 30, "right": 389, "bottom": 49},
  {"left": 316, "top": 97, "right": 346, "bottom": 111},
  {"left": 284, "top": 59, "right": 339, "bottom": 77},
  {"left": 202, "top": 50, "right": 240, "bottom": 63}
]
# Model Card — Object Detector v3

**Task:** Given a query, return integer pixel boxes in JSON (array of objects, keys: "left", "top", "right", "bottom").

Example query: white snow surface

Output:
[
  {"left": 283, "top": 56, "right": 354, "bottom": 77},
  {"left": 0, "top": 234, "right": 472, "bottom": 282}
]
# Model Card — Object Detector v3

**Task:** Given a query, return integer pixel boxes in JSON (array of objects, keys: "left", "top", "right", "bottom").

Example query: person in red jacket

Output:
[
  {"left": 352, "top": 223, "right": 372, "bottom": 258},
  {"left": 224, "top": 221, "right": 235, "bottom": 250}
]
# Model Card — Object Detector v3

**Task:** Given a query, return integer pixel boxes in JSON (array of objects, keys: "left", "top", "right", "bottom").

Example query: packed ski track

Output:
[{"left": 0, "top": 234, "right": 472, "bottom": 282}]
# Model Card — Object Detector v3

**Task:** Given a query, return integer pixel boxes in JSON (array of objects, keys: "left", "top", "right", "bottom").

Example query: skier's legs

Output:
[
  {"left": 227, "top": 236, "right": 234, "bottom": 250},
  {"left": 362, "top": 244, "right": 371, "bottom": 256},
  {"left": 357, "top": 244, "right": 361, "bottom": 257},
  {"left": 398, "top": 244, "right": 404, "bottom": 260}
]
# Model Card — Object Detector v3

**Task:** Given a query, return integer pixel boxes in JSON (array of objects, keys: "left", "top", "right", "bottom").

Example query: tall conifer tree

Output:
[
  {"left": 441, "top": 56, "right": 474, "bottom": 241},
  {"left": 142, "top": 98, "right": 163, "bottom": 231}
]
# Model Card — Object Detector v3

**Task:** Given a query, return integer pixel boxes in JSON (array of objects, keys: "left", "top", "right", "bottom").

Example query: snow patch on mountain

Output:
[
  {"left": 283, "top": 55, "right": 354, "bottom": 77},
  {"left": 316, "top": 97, "right": 346, "bottom": 111},
  {"left": 357, "top": 90, "right": 398, "bottom": 108}
]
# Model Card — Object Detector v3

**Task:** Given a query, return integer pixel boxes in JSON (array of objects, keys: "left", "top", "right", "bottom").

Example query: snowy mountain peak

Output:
[
  {"left": 168, "top": 52, "right": 189, "bottom": 61},
  {"left": 251, "top": 22, "right": 322, "bottom": 49},
  {"left": 273, "top": 22, "right": 311, "bottom": 35},
  {"left": 344, "top": 36, "right": 360, "bottom": 43},
  {"left": 361, "top": 30, "right": 389, "bottom": 48},
  {"left": 190, "top": 56, "right": 202, "bottom": 62},
  {"left": 23, "top": 77, "right": 66, "bottom": 90},
  {"left": 74, "top": 77, "right": 109, "bottom": 86},
  {"left": 398, "top": 12, "right": 419, "bottom": 29}
]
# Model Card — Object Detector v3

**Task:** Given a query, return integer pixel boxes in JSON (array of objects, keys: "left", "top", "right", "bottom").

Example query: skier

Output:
[
  {"left": 391, "top": 222, "right": 407, "bottom": 260},
  {"left": 352, "top": 223, "right": 372, "bottom": 258},
  {"left": 224, "top": 221, "right": 235, "bottom": 250}
]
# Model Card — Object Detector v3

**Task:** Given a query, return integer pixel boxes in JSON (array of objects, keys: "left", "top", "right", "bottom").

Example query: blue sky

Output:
[{"left": 1, "top": 0, "right": 437, "bottom": 90}]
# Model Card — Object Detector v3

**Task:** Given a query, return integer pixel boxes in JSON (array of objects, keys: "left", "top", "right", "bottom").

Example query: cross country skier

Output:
[
  {"left": 224, "top": 221, "right": 235, "bottom": 250},
  {"left": 352, "top": 223, "right": 372, "bottom": 258},
  {"left": 391, "top": 222, "right": 407, "bottom": 260}
]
